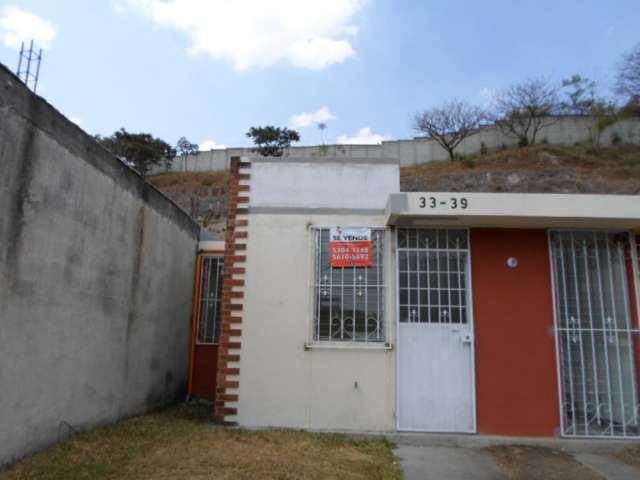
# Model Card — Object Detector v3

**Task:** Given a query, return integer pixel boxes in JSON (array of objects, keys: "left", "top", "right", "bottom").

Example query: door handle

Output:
[{"left": 461, "top": 333, "right": 473, "bottom": 344}]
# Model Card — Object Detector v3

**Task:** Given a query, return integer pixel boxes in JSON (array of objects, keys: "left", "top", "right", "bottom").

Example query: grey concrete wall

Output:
[
  {"left": 152, "top": 116, "right": 640, "bottom": 174},
  {"left": 0, "top": 64, "right": 200, "bottom": 466}
]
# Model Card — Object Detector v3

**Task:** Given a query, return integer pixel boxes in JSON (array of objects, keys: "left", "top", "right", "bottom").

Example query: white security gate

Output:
[
  {"left": 397, "top": 228, "right": 476, "bottom": 432},
  {"left": 550, "top": 230, "right": 640, "bottom": 438}
]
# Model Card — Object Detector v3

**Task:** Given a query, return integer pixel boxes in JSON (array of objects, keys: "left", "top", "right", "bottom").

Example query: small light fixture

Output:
[{"left": 507, "top": 257, "right": 518, "bottom": 268}]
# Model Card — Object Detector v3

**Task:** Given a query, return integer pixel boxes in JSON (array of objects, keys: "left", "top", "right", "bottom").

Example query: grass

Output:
[
  {"left": 614, "top": 445, "right": 640, "bottom": 469},
  {"left": 148, "top": 170, "right": 229, "bottom": 189},
  {"left": 0, "top": 406, "right": 401, "bottom": 480},
  {"left": 400, "top": 144, "right": 640, "bottom": 180}
]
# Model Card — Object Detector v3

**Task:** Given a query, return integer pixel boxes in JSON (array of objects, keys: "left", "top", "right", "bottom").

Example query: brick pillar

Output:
[{"left": 214, "top": 156, "right": 250, "bottom": 424}]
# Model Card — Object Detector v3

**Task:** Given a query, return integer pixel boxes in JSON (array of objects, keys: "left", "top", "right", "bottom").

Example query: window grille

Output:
[
  {"left": 397, "top": 228, "right": 469, "bottom": 324},
  {"left": 550, "top": 230, "right": 640, "bottom": 437},
  {"left": 197, "top": 255, "right": 224, "bottom": 344},
  {"left": 313, "top": 228, "right": 386, "bottom": 343}
]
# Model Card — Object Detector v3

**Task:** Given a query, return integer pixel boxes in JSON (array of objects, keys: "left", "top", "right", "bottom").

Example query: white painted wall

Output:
[
  {"left": 233, "top": 159, "right": 400, "bottom": 431},
  {"left": 250, "top": 159, "right": 400, "bottom": 210},
  {"left": 236, "top": 213, "right": 396, "bottom": 431}
]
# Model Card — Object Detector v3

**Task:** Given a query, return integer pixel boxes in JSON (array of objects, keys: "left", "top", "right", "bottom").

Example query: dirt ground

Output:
[
  {"left": 486, "top": 445, "right": 605, "bottom": 480},
  {"left": 0, "top": 406, "right": 401, "bottom": 480},
  {"left": 615, "top": 446, "right": 640, "bottom": 469}
]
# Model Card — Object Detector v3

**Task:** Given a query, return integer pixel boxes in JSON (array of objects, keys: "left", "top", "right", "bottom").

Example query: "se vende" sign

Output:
[{"left": 329, "top": 227, "right": 372, "bottom": 268}]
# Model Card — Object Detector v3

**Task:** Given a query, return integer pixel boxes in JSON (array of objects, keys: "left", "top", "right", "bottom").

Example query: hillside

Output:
[{"left": 149, "top": 145, "right": 640, "bottom": 239}]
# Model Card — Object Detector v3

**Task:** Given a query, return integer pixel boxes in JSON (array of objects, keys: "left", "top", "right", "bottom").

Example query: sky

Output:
[{"left": 0, "top": 0, "right": 638, "bottom": 149}]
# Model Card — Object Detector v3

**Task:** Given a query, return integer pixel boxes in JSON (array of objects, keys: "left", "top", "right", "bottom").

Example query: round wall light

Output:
[{"left": 507, "top": 257, "right": 518, "bottom": 268}]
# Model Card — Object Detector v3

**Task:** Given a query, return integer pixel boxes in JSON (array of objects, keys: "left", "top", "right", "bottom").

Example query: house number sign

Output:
[{"left": 418, "top": 196, "right": 469, "bottom": 210}]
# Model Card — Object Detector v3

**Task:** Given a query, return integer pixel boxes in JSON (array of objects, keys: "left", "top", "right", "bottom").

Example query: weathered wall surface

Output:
[
  {"left": 230, "top": 159, "right": 399, "bottom": 430},
  {"left": 0, "top": 64, "right": 200, "bottom": 465},
  {"left": 151, "top": 116, "right": 640, "bottom": 174}
]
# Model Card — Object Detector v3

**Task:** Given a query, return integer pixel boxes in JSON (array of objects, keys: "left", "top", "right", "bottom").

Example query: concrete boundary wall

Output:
[
  {"left": 152, "top": 116, "right": 640, "bottom": 175},
  {"left": 0, "top": 63, "right": 200, "bottom": 466}
]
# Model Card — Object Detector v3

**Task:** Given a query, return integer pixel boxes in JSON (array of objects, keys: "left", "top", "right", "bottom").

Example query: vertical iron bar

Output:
[
  {"left": 353, "top": 263, "right": 356, "bottom": 341},
  {"left": 616, "top": 239, "right": 639, "bottom": 429},
  {"left": 456, "top": 238, "right": 461, "bottom": 323},
  {"left": 558, "top": 232, "right": 577, "bottom": 434},
  {"left": 426, "top": 236, "right": 431, "bottom": 323},
  {"left": 328, "top": 229, "right": 333, "bottom": 340},
  {"left": 569, "top": 232, "right": 589, "bottom": 434},
  {"left": 416, "top": 240, "right": 421, "bottom": 323},
  {"left": 605, "top": 235, "right": 627, "bottom": 436},
  {"left": 377, "top": 231, "right": 381, "bottom": 340},
  {"left": 33, "top": 49, "right": 42, "bottom": 93},
  {"left": 315, "top": 229, "right": 321, "bottom": 341},
  {"left": 211, "top": 257, "right": 219, "bottom": 341},
  {"left": 436, "top": 240, "right": 441, "bottom": 324},
  {"left": 17, "top": 42, "right": 24, "bottom": 77},
  {"left": 341, "top": 254, "right": 344, "bottom": 339},
  {"left": 25, "top": 40, "right": 33, "bottom": 88},
  {"left": 582, "top": 238, "right": 601, "bottom": 426},
  {"left": 365, "top": 238, "right": 369, "bottom": 342},
  {"left": 446, "top": 230, "right": 451, "bottom": 324},
  {"left": 594, "top": 232, "right": 615, "bottom": 436}
]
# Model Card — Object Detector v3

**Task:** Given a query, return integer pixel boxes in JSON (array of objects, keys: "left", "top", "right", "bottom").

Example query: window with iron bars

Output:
[
  {"left": 397, "top": 228, "right": 470, "bottom": 325},
  {"left": 550, "top": 230, "right": 640, "bottom": 438},
  {"left": 312, "top": 228, "right": 386, "bottom": 343},
  {"left": 196, "top": 255, "right": 224, "bottom": 344}
]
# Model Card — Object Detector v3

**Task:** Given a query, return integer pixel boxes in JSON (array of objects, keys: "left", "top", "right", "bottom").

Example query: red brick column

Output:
[{"left": 214, "top": 157, "right": 250, "bottom": 424}]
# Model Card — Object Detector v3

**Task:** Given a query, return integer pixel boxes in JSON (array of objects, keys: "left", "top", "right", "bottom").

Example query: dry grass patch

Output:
[
  {"left": 400, "top": 144, "right": 640, "bottom": 180},
  {"left": 148, "top": 171, "right": 229, "bottom": 190},
  {"left": 486, "top": 445, "right": 603, "bottom": 480},
  {"left": 0, "top": 406, "right": 401, "bottom": 480},
  {"left": 614, "top": 445, "right": 640, "bottom": 469}
]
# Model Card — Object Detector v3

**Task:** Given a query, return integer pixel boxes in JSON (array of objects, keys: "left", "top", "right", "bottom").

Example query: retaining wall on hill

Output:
[
  {"left": 0, "top": 64, "right": 200, "bottom": 465},
  {"left": 153, "top": 116, "right": 640, "bottom": 175}
]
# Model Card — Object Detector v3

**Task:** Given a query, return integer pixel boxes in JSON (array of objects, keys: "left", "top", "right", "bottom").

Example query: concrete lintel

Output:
[{"left": 241, "top": 156, "right": 401, "bottom": 165}]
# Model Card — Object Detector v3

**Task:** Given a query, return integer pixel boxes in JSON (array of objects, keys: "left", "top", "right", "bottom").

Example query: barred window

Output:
[
  {"left": 313, "top": 228, "right": 386, "bottom": 343},
  {"left": 397, "top": 228, "right": 470, "bottom": 324},
  {"left": 196, "top": 255, "right": 224, "bottom": 344}
]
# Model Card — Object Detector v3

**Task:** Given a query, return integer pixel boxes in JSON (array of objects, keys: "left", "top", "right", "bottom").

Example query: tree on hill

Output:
[
  {"left": 96, "top": 128, "right": 173, "bottom": 178},
  {"left": 560, "top": 75, "right": 597, "bottom": 115},
  {"left": 493, "top": 77, "right": 560, "bottom": 146},
  {"left": 246, "top": 126, "right": 300, "bottom": 157},
  {"left": 413, "top": 100, "right": 485, "bottom": 161},
  {"left": 615, "top": 42, "right": 640, "bottom": 106},
  {"left": 175, "top": 137, "right": 199, "bottom": 171}
]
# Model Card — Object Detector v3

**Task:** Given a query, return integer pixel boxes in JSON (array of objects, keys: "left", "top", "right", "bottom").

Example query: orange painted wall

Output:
[{"left": 471, "top": 228, "right": 560, "bottom": 437}]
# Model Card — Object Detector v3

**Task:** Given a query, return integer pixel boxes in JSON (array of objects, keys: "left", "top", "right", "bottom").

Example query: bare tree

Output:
[
  {"left": 413, "top": 100, "right": 485, "bottom": 161},
  {"left": 493, "top": 78, "right": 560, "bottom": 146},
  {"left": 614, "top": 43, "right": 640, "bottom": 105}
]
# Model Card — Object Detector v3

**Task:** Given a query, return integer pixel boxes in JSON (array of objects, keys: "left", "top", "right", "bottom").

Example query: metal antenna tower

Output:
[{"left": 16, "top": 40, "right": 43, "bottom": 93}]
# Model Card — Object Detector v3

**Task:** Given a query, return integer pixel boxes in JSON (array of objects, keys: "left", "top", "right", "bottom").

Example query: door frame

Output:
[{"left": 394, "top": 226, "right": 478, "bottom": 433}]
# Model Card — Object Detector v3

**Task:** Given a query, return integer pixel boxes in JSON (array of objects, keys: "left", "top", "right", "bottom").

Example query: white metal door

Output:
[{"left": 397, "top": 228, "right": 476, "bottom": 432}]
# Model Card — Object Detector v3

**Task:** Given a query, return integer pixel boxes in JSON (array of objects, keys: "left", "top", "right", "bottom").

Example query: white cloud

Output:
[
  {"left": 0, "top": 6, "right": 56, "bottom": 50},
  {"left": 199, "top": 139, "right": 228, "bottom": 151},
  {"left": 69, "top": 117, "right": 83, "bottom": 126},
  {"left": 337, "top": 127, "right": 391, "bottom": 145},
  {"left": 290, "top": 106, "right": 336, "bottom": 129},
  {"left": 117, "top": 0, "right": 363, "bottom": 70}
]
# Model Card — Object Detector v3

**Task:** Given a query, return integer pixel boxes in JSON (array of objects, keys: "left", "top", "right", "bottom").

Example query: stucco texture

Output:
[{"left": 0, "top": 64, "right": 199, "bottom": 465}]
